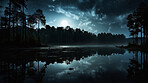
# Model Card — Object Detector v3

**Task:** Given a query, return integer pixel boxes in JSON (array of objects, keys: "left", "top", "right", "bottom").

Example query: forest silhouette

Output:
[
  {"left": 0, "top": 0, "right": 148, "bottom": 48},
  {"left": 0, "top": 0, "right": 126, "bottom": 46}
]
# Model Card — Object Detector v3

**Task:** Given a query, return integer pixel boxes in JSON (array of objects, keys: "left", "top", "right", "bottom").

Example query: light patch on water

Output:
[{"left": 50, "top": 45, "right": 115, "bottom": 49}]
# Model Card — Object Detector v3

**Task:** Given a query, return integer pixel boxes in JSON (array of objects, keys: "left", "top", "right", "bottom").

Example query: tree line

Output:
[
  {"left": 39, "top": 25, "right": 126, "bottom": 45},
  {"left": 0, "top": 0, "right": 126, "bottom": 46}
]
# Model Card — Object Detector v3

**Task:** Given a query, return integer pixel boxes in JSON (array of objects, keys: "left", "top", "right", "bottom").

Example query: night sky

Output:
[{"left": 0, "top": 0, "right": 148, "bottom": 37}]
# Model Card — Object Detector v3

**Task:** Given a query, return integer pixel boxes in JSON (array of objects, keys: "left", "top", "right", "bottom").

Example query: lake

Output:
[{"left": 0, "top": 45, "right": 147, "bottom": 83}]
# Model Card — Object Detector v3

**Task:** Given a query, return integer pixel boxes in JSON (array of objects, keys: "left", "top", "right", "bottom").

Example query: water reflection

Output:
[
  {"left": 127, "top": 51, "right": 148, "bottom": 83},
  {"left": 0, "top": 46, "right": 147, "bottom": 83}
]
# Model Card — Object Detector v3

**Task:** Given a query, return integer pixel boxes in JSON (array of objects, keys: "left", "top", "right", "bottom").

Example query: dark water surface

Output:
[{"left": 0, "top": 45, "right": 148, "bottom": 83}]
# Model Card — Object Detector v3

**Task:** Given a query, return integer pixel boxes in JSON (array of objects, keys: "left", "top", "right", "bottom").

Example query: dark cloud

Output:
[{"left": 78, "top": 0, "right": 97, "bottom": 11}]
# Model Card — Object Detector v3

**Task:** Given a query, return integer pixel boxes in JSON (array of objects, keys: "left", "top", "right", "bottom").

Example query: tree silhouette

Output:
[
  {"left": 33, "top": 9, "right": 46, "bottom": 42},
  {"left": 137, "top": 2, "right": 148, "bottom": 44},
  {"left": 127, "top": 2, "right": 148, "bottom": 45},
  {"left": 127, "top": 13, "right": 141, "bottom": 44}
]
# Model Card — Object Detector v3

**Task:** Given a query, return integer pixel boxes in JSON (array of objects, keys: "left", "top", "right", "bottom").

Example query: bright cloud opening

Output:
[{"left": 61, "top": 20, "right": 69, "bottom": 27}]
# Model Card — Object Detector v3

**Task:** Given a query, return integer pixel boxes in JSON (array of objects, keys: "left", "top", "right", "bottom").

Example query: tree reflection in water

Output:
[
  {"left": 0, "top": 46, "right": 147, "bottom": 83},
  {"left": 127, "top": 51, "right": 148, "bottom": 83}
]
